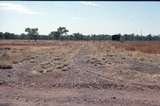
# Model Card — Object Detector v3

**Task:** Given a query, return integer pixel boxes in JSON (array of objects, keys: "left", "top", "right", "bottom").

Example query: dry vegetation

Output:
[
  {"left": 0, "top": 48, "right": 12, "bottom": 69},
  {"left": 111, "top": 41, "right": 160, "bottom": 54},
  {"left": 0, "top": 40, "right": 160, "bottom": 86},
  {"left": 0, "top": 40, "right": 160, "bottom": 106}
]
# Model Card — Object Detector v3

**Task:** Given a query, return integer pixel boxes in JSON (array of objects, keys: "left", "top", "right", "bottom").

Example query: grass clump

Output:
[
  {"left": 0, "top": 50, "right": 12, "bottom": 69},
  {"left": 0, "top": 61, "right": 12, "bottom": 69}
]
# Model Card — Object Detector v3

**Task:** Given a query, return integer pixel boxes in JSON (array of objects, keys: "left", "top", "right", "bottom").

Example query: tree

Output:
[
  {"left": 4, "top": 32, "right": 10, "bottom": 39},
  {"left": 73, "top": 33, "right": 84, "bottom": 40},
  {"left": 49, "top": 27, "right": 69, "bottom": 40},
  {"left": 25, "top": 28, "right": 39, "bottom": 41},
  {"left": 20, "top": 33, "right": 28, "bottom": 39},
  {"left": 0, "top": 32, "right": 4, "bottom": 39},
  {"left": 49, "top": 31, "right": 60, "bottom": 40},
  {"left": 146, "top": 34, "right": 152, "bottom": 40},
  {"left": 57, "top": 27, "right": 69, "bottom": 36},
  {"left": 112, "top": 34, "right": 121, "bottom": 41}
]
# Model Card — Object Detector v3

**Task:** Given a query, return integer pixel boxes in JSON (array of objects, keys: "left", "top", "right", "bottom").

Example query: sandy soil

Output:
[{"left": 0, "top": 40, "right": 160, "bottom": 106}]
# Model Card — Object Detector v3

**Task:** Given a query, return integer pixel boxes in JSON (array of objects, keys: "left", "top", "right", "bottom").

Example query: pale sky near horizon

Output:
[{"left": 0, "top": 1, "right": 160, "bottom": 35}]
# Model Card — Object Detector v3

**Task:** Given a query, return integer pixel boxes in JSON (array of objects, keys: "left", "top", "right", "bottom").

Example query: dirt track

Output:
[{"left": 0, "top": 41, "right": 160, "bottom": 106}]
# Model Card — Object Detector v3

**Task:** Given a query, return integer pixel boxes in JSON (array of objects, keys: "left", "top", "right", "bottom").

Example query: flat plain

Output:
[{"left": 0, "top": 40, "right": 160, "bottom": 106}]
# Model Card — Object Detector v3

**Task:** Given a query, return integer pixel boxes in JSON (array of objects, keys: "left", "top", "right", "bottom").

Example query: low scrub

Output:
[
  {"left": 0, "top": 61, "right": 12, "bottom": 69},
  {"left": 0, "top": 50, "right": 12, "bottom": 69}
]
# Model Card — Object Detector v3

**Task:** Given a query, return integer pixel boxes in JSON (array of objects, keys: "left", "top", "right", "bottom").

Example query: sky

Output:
[{"left": 0, "top": 1, "right": 160, "bottom": 35}]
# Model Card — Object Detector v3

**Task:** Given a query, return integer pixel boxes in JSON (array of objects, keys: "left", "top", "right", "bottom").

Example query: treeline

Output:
[{"left": 0, "top": 27, "right": 160, "bottom": 41}]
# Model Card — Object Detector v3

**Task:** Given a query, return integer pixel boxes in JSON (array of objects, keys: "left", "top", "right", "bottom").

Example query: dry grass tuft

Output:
[
  {"left": 0, "top": 61, "right": 12, "bottom": 69},
  {"left": 111, "top": 41, "right": 160, "bottom": 54},
  {"left": 0, "top": 49, "right": 12, "bottom": 69}
]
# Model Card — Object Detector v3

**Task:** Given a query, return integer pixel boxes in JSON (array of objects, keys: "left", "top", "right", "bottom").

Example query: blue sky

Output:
[{"left": 0, "top": 1, "right": 160, "bottom": 35}]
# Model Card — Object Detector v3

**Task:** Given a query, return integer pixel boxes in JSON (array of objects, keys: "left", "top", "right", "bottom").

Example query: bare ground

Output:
[{"left": 0, "top": 40, "right": 160, "bottom": 106}]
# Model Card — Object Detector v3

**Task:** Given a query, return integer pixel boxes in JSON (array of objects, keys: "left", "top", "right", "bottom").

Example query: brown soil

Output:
[{"left": 0, "top": 40, "right": 160, "bottom": 106}]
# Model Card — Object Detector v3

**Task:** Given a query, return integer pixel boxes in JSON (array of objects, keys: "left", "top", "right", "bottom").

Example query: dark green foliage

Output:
[
  {"left": 49, "top": 27, "right": 69, "bottom": 40},
  {"left": 20, "top": 33, "right": 28, "bottom": 39},
  {"left": 25, "top": 28, "right": 39, "bottom": 41},
  {"left": 57, "top": 27, "right": 69, "bottom": 36},
  {"left": 0, "top": 27, "right": 160, "bottom": 41},
  {"left": 0, "top": 32, "right": 18, "bottom": 39},
  {"left": 49, "top": 31, "right": 60, "bottom": 40},
  {"left": 0, "top": 32, "right": 4, "bottom": 39},
  {"left": 146, "top": 34, "right": 152, "bottom": 40},
  {"left": 73, "top": 33, "right": 84, "bottom": 40},
  {"left": 112, "top": 34, "right": 121, "bottom": 41}
]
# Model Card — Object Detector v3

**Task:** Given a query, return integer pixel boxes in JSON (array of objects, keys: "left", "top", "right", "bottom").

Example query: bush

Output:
[
  {"left": 0, "top": 49, "right": 12, "bottom": 69},
  {"left": 0, "top": 61, "right": 12, "bottom": 69}
]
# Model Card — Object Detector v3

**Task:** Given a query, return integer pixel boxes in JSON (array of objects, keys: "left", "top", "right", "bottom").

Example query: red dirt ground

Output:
[{"left": 0, "top": 40, "right": 160, "bottom": 106}]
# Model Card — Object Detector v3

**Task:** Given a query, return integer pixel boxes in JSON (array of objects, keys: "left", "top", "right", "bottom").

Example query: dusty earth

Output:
[{"left": 0, "top": 40, "right": 160, "bottom": 106}]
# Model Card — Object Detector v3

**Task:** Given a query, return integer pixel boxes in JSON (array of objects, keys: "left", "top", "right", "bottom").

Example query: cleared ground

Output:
[{"left": 0, "top": 40, "right": 160, "bottom": 106}]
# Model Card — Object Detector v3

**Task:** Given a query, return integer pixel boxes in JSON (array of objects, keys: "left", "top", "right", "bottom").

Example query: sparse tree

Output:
[
  {"left": 73, "top": 33, "right": 83, "bottom": 40},
  {"left": 25, "top": 28, "right": 39, "bottom": 41},
  {"left": 57, "top": 27, "right": 69, "bottom": 36},
  {"left": 20, "top": 33, "right": 28, "bottom": 39},
  {"left": 49, "top": 27, "right": 69, "bottom": 40},
  {"left": 112, "top": 34, "right": 121, "bottom": 41},
  {"left": 0, "top": 32, "right": 4, "bottom": 39},
  {"left": 49, "top": 31, "right": 60, "bottom": 40},
  {"left": 146, "top": 34, "right": 152, "bottom": 40}
]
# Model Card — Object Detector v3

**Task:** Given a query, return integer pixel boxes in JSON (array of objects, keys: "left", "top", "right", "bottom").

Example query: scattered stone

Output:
[
  {"left": 90, "top": 61, "right": 95, "bottom": 64},
  {"left": 91, "top": 57, "right": 96, "bottom": 60},
  {"left": 108, "top": 62, "right": 112, "bottom": 64},
  {"left": 104, "top": 61, "right": 108, "bottom": 63},
  {"left": 7, "top": 74, "right": 11, "bottom": 77},
  {"left": 32, "top": 70, "right": 41, "bottom": 75},
  {"left": 39, "top": 70, "right": 44, "bottom": 73},
  {"left": 97, "top": 62, "right": 103, "bottom": 65},
  {"left": 56, "top": 65, "right": 63, "bottom": 69},
  {"left": 30, "top": 56, "right": 35, "bottom": 59},
  {"left": 62, "top": 68, "right": 68, "bottom": 71},
  {"left": 111, "top": 96, "right": 116, "bottom": 99},
  {"left": 140, "top": 58, "right": 144, "bottom": 61},
  {"left": 0, "top": 80, "right": 5, "bottom": 85},
  {"left": 63, "top": 64, "right": 68, "bottom": 67},
  {"left": 102, "top": 57, "right": 106, "bottom": 60},
  {"left": 30, "top": 59, "right": 35, "bottom": 63},
  {"left": 108, "top": 54, "right": 114, "bottom": 57},
  {"left": 54, "top": 57, "right": 61, "bottom": 60},
  {"left": 12, "top": 61, "right": 18, "bottom": 64}
]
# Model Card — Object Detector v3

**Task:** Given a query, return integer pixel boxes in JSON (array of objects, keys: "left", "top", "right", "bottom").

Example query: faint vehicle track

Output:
[
  {"left": 55, "top": 45, "right": 128, "bottom": 89},
  {"left": 1, "top": 41, "right": 160, "bottom": 106}
]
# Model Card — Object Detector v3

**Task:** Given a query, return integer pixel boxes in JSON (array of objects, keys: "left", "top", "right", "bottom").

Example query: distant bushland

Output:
[{"left": 0, "top": 27, "right": 160, "bottom": 41}]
